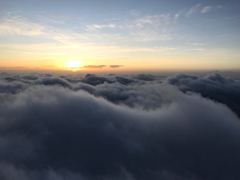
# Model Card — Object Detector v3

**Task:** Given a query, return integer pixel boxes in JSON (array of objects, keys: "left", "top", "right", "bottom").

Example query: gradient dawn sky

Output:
[{"left": 0, "top": 0, "right": 240, "bottom": 72}]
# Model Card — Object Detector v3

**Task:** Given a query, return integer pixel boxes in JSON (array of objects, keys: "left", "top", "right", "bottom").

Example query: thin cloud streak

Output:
[
  {"left": 109, "top": 65, "right": 123, "bottom": 68},
  {"left": 83, "top": 65, "right": 106, "bottom": 68},
  {"left": 86, "top": 24, "right": 116, "bottom": 30},
  {"left": 201, "top": 6, "right": 212, "bottom": 13}
]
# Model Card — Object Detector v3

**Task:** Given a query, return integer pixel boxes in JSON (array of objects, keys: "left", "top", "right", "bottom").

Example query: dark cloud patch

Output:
[
  {"left": 37, "top": 77, "right": 72, "bottom": 88},
  {"left": 81, "top": 74, "right": 114, "bottom": 86},
  {"left": 115, "top": 76, "right": 136, "bottom": 85},
  {"left": 134, "top": 74, "right": 156, "bottom": 81},
  {"left": 0, "top": 72, "right": 9, "bottom": 76},
  {"left": 0, "top": 72, "right": 240, "bottom": 180},
  {"left": 21, "top": 75, "right": 38, "bottom": 81},
  {"left": 0, "top": 81, "right": 26, "bottom": 94},
  {"left": 167, "top": 73, "right": 240, "bottom": 117},
  {"left": 0, "top": 74, "right": 20, "bottom": 82},
  {"left": 3, "top": 76, "right": 19, "bottom": 82},
  {"left": 43, "top": 74, "right": 53, "bottom": 77},
  {"left": 109, "top": 65, "right": 123, "bottom": 68},
  {"left": 108, "top": 73, "right": 116, "bottom": 76}
]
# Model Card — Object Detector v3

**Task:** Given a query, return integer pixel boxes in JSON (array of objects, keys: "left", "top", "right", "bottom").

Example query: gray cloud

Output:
[
  {"left": 167, "top": 73, "right": 240, "bottom": 117},
  {"left": 37, "top": 77, "right": 73, "bottom": 88},
  {"left": 133, "top": 74, "right": 156, "bottom": 81},
  {"left": 83, "top": 65, "right": 107, "bottom": 68},
  {"left": 80, "top": 74, "right": 114, "bottom": 86},
  {"left": 109, "top": 65, "right": 123, "bottom": 68},
  {"left": 0, "top": 72, "right": 240, "bottom": 180}
]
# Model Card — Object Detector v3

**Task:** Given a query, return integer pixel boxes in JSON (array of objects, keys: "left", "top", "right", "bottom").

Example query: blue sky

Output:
[{"left": 0, "top": 0, "right": 240, "bottom": 71}]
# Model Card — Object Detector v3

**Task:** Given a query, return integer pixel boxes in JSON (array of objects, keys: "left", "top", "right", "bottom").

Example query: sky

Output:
[{"left": 0, "top": 0, "right": 240, "bottom": 72}]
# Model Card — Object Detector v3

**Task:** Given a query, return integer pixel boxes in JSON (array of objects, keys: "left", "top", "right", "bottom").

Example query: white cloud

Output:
[
  {"left": 186, "top": 4, "right": 201, "bottom": 17},
  {"left": 86, "top": 24, "right": 116, "bottom": 30},
  {"left": 0, "top": 13, "right": 176, "bottom": 53},
  {"left": 201, "top": 6, "right": 212, "bottom": 13},
  {"left": 0, "top": 17, "right": 44, "bottom": 36},
  {"left": 0, "top": 14, "right": 120, "bottom": 45},
  {"left": 133, "top": 15, "right": 170, "bottom": 29},
  {"left": 127, "top": 14, "right": 174, "bottom": 41},
  {"left": 174, "top": 13, "right": 179, "bottom": 20},
  {"left": 134, "top": 16, "right": 154, "bottom": 28}
]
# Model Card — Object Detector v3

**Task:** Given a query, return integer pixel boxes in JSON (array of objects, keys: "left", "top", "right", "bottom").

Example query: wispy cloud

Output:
[
  {"left": 134, "top": 16, "right": 154, "bottom": 28},
  {"left": 130, "top": 10, "right": 140, "bottom": 16},
  {"left": 126, "top": 14, "right": 174, "bottom": 41},
  {"left": 131, "top": 15, "right": 170, "bottom": 29},
  {"left": 174, "top": 13, "right": 180, "bottom": 20},
  {"left": 0, "top": 16, "right": 44, "bottom": 36},
  {"left": 0, "top": 43, "right": 176, "bottom": 54},
  {"left": 201, "top": 6, "right": 212, "bottom": 13},
  {"left": 0, "top": 66, "right": 30, "bottom": 69},
  {"left": 0, "top": 14, "right": 119, "bottom": 44},
  {"left": 186, "top": 4, "right": 201, "bottom": 17},
  {"left": 186, "top": 43, "right": 204, "bottom": 46},
  {"left": 86, "top": 24, "right": 116, "bottom": 30},
  {"left": 37, "top": 14, "right": 66, "bottom": 25},
  {"left": 216, "top": 5, "right": 223, "bottom": 9},
  {"left": 184, "top": 48, "right": 204, "bottom": 51},
  {"left": 0, "top": 13, "right": 179, "bottom": 55}
]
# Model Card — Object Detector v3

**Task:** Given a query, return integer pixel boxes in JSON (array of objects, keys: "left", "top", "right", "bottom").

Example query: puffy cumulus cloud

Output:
[
  {"left": 133, "top": 74, "right": 156, "bottom": 81},
  {"left": 0, "top": 72, "right": 240, "bottom": 180},
  {"left": 82, "top": 83, "right": 165, "bottom": 110},
  {"left": 115, "top": 76, "right": 136, "bottom": 85},
  {"left": 0, "top": 81, "right": 26, "bottom": 94},
  {"left": 81, "top": 74, "right": 114, "bottom": 86},
  {"left": 167, "top": 73, "right": 240, "bottom": 117},
  {"left": 36, "top": 77, "right": 73, "bottom": 88}
]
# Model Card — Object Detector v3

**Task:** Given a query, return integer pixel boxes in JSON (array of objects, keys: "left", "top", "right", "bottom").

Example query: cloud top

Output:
[{"left": 0, "top": 72, "right": 240, "bottom": 180}]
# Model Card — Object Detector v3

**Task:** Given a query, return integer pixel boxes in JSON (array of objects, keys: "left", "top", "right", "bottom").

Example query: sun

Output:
[{"left": 65, "top": 61, "right": 83, "bottom": 71}]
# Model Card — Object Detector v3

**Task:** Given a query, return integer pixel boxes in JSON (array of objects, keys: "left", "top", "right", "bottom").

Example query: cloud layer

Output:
[{"left": 0, "top": 72, "right": 240, "bottom": 180}]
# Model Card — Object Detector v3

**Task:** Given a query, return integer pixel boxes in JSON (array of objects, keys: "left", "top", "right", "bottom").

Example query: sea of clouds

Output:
[{"left": 0, "top": 72, "right": 240, "bottom": 180}]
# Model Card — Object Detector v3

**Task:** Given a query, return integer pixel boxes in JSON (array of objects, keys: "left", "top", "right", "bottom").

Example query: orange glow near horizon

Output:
[
  {"left": 0, "top": 56, "right": 240, "bottom": 73},
  {"left": 64, "top": 61, "right": 83, "bottom": 71}
]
